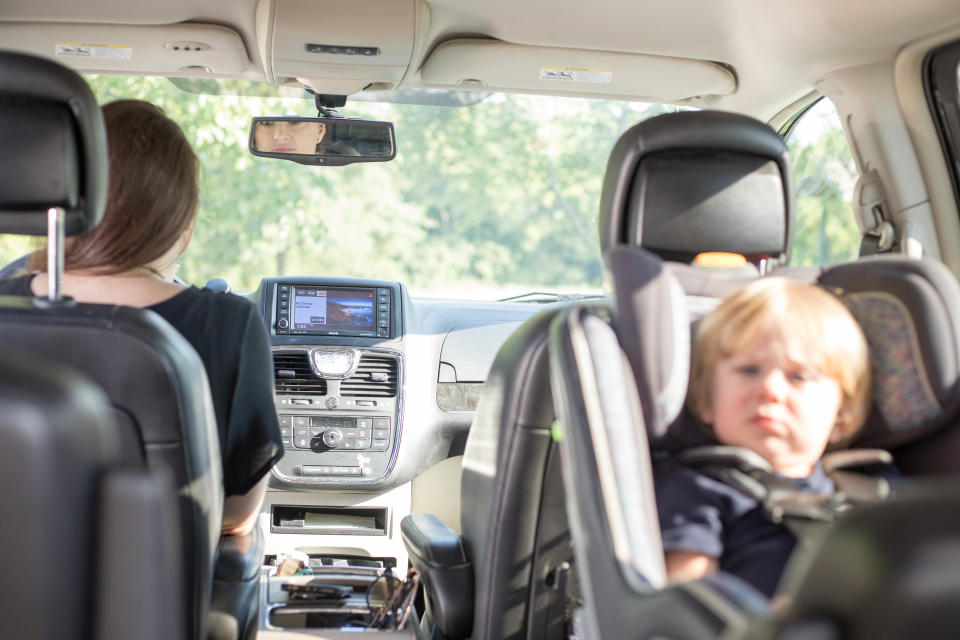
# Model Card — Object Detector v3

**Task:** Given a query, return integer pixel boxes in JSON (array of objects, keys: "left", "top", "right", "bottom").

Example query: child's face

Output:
[{"left": 703, "top": 329, "right": 843, "bottom": 477}]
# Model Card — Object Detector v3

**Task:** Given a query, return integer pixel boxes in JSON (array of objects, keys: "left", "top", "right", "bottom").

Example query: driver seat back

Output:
[{"left": 0, "top": 50, "right": 224, "bottom": 639}]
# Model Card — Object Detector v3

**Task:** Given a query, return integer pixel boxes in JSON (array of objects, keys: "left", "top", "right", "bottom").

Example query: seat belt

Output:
[{"left": 668, "top": 446, "right": 893, "bottom": 543}]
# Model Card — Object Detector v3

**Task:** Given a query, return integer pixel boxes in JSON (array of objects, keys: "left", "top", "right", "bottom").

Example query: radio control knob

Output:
[
  {"left": 322, "top": 429, "right": 344, "bottom": 448},
  {"left": 278, "top": 318, "right": 289, "bottom": 329}
]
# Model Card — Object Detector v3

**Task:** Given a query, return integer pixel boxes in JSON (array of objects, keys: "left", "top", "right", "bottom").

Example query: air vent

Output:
[
  {"left": 273, "top": 352, "right": 327, "bottom": 396},
  {"left": 341, "top": 354, "right": 398, "bottom": 397}
]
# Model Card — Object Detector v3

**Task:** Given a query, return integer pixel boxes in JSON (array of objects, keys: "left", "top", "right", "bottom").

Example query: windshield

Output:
[{"left": 0, "top": 76, "right": 682, "bottom": 299}]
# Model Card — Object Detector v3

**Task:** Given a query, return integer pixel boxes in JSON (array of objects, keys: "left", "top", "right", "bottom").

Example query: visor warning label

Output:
[
  {"left": 540, "top": 67, "right": 613, "bottom": 84},
  {"left": 55, "top": 43, "right": 133, "bottom": 60}
]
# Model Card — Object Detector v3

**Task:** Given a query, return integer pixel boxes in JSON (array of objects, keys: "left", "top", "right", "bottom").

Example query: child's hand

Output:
[{"left": 664, "top": 550, "right": 719, "bottom": 583}]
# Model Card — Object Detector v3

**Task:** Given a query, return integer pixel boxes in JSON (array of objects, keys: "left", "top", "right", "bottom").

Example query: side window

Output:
[
  {"left": 784, "top": 98, "right": 861, "bottom": 266},
  {"left": 926, "top": 39, "right": 960, "bottom": 219}
]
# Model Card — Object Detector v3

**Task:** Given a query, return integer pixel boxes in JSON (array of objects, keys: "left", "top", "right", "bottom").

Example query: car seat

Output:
[
  {"left": 0, "top": 50, "right": 261, "bottom": 640},
  {"left": 401, "top": 307, "right": 575, "bottom": 640},
  {"left": 0, "top": 347, "right": 183, "bottom": 640},
  {"left": 553, "top": 108, "right": 960, "bottom": 638}
]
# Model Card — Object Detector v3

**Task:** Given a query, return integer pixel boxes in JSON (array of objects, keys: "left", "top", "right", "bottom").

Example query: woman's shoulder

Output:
[
  {"left": 155, "top": 286, "right": 258, "bottom": 318},
  {"left": 152, "top": 287, "right": 263, "bottom": 344}
]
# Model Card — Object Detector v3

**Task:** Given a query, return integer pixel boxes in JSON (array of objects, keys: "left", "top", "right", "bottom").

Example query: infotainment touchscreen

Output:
[{"left": 276, "top": 284, "right": 390, "bottom": 337}]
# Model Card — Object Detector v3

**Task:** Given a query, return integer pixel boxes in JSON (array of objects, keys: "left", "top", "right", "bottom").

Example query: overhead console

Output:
[
  {"left": 255, "top": 0, "right": 420, "bottom": 95},
  {"left": 255, "top": 277, "right": 405, "bottom": 488}
]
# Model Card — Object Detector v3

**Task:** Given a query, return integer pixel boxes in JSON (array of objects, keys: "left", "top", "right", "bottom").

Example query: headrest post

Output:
[
  {"left": 47, "top": 207, "right": 65, "bottom": 303},
  {"left": 757, "top": 258, "right": 769, "bottom": 275}
]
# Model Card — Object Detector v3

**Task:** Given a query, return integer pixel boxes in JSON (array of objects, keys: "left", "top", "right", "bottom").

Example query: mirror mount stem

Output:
[{"left": 314, "top": 92, "right": 347, "bottom": 118}]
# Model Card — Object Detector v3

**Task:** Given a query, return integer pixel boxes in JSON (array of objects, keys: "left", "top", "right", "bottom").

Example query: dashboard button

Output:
[
  {"left": 295, "top": 436, "right": 310, "bottom": 449},
  {"left": 372, "top": 439, "right": 389, "bottom": 451},
  {"left": 373, "top": 418, "right": 390, "bottom": 429},
  {"left": 357, "top": 418, "right": 373, "bottom": 429},
  {"left": 293, "top": 416, "right": 309, "bottom": 427},
  {"left": 300, "top": 465, "right": 327, "bottom": 476},
  {"left": 357, "top": 438, "right": 371, "bottom": 449},
  {"left": 321, "top": 429, "right": 343, "bottom": 448},
  {"left": 326, "top": 397, "right": 340, "bottom": 409},
  {"left": 332, "top": 466, "right": 361, "bottom": 476},
  {"left": 278, "top": 318, "right": 289, "bottom": 329}
]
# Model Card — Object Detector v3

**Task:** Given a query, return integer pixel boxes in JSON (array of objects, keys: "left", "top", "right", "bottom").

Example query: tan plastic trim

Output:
[{"left": 421, "top": 39, "right": 736, "bottom": 102}]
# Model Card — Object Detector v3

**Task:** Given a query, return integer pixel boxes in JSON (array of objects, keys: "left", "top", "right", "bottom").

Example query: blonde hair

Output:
[{"left": 688, "top": 278, "right": 872, "bottom": 444}]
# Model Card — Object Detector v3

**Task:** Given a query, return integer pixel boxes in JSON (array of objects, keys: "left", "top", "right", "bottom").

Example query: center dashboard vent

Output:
[
  {"left": 342, "top": 354, "right": 398, "bottom": 397},
  {"left": 273, "top": 352, "right": 327, "bottom": 396}
]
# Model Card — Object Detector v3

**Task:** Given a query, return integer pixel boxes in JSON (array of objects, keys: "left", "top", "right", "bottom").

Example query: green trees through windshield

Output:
[{"left": 0, "top": 78, "right": 857, "bottom": 297}]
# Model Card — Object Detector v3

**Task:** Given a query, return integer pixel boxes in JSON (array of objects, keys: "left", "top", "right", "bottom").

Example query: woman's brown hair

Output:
[{"left": 32, "top": 99, "right": 198, "bottom": 273}]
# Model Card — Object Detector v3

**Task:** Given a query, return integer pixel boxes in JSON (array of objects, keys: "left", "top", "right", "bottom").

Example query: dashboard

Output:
[
  {"left": 250, "top": 276, "right": 561, "bottom": 572},
  {"left": 252, "top": 276, "right": 555, "bottom": 491}
]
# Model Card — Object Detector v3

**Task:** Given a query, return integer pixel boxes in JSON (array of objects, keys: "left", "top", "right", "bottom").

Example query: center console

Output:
[
  {"left": 254, "top": 277, "right": 414, "bottom": 636},
  {"left": 259, "top": 277, "right": 405, "bottom": 488}
]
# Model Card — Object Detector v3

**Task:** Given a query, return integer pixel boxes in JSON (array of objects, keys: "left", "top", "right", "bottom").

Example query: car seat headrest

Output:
[
  {"left": 0, "top": 50, "right": 107, "bottom": 236},
  {"left": 820, "top": 257, "right": 960, "bottom": 451},
  {"left": 606, "top": 245, "right": 690, "bottom": 438},
  {"left": 598, "top": 110, "right": 794, "bottom": 264}
]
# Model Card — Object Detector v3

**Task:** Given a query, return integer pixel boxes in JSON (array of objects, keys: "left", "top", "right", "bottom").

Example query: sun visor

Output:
[
  {"left": 257, "top": 0, "right": 417, "bottom": 94},
  {"left": 0, "top": 22, "right": 251, "bottom": 76},
  {"left": 420, "top": 39, "right": 736, "bottom": 102}
]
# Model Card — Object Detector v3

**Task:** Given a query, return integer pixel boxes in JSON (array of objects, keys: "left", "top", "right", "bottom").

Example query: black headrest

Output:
[
  {"left": 598, "top": 110, "right": 794, "bottom": 263},
  {"left": 0, "top": 50, "right": 107, "bottom": 236}
]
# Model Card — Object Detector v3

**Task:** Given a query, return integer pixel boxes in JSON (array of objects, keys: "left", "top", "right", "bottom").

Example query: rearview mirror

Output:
[{"left": 249, "top": 116, "right": 396, "bottom": 166}]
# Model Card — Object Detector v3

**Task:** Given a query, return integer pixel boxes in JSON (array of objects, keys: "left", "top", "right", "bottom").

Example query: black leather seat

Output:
[
  {"left": 0, "top": 347, "right": 184, "bottom": 640},
  {"left": 0, "top": 50, "right": 261, "bottom": 640},
  {"left": 401, "top": 307, "right": 573, "bottom": 640}
]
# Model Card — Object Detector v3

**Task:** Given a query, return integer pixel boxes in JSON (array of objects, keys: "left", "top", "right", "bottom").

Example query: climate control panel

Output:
[{"left": 280, "top": 415, "right": 392, "bottom": 452}]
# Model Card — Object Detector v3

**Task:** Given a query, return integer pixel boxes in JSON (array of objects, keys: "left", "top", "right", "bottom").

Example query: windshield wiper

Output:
[{"left": 498, "top": 291, "right": 604, "bottom": 304}]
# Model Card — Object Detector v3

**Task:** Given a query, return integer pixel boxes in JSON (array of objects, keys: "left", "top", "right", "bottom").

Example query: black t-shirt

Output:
[
  {"left": 655, "top": 463, "right": 834, "bottom": 598},
  {"left": 0, "top": 274, "right": 283, "bottom": 496}
]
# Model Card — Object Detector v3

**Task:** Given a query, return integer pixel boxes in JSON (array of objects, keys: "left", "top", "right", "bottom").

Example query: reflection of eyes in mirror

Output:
[{"left": 253, "top": 119, "right": 327, "bottom": 154}]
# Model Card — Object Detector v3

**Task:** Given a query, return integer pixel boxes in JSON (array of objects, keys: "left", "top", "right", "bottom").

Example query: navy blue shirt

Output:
[{"left": 655, "top": 463, "right": 834, "bottom": 598}]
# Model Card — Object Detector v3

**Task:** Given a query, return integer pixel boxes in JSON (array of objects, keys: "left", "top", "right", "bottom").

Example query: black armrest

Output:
[
  {"left": 208, "top": 527, "right": 264, "bottom": 640},
  {"left": 401, "top": 513, "right": 474, "bottom": 639}
]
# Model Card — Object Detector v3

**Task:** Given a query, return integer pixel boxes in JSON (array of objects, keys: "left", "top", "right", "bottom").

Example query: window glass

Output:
[
  {"left": 0, "top": 76, "right": 689, "bottom": 299},
  {"left": 785, "top": 98, "right": 861, "bottom": 266},
  {"left": 925, "top": 39, "right": 960, "bottom": 220}
]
